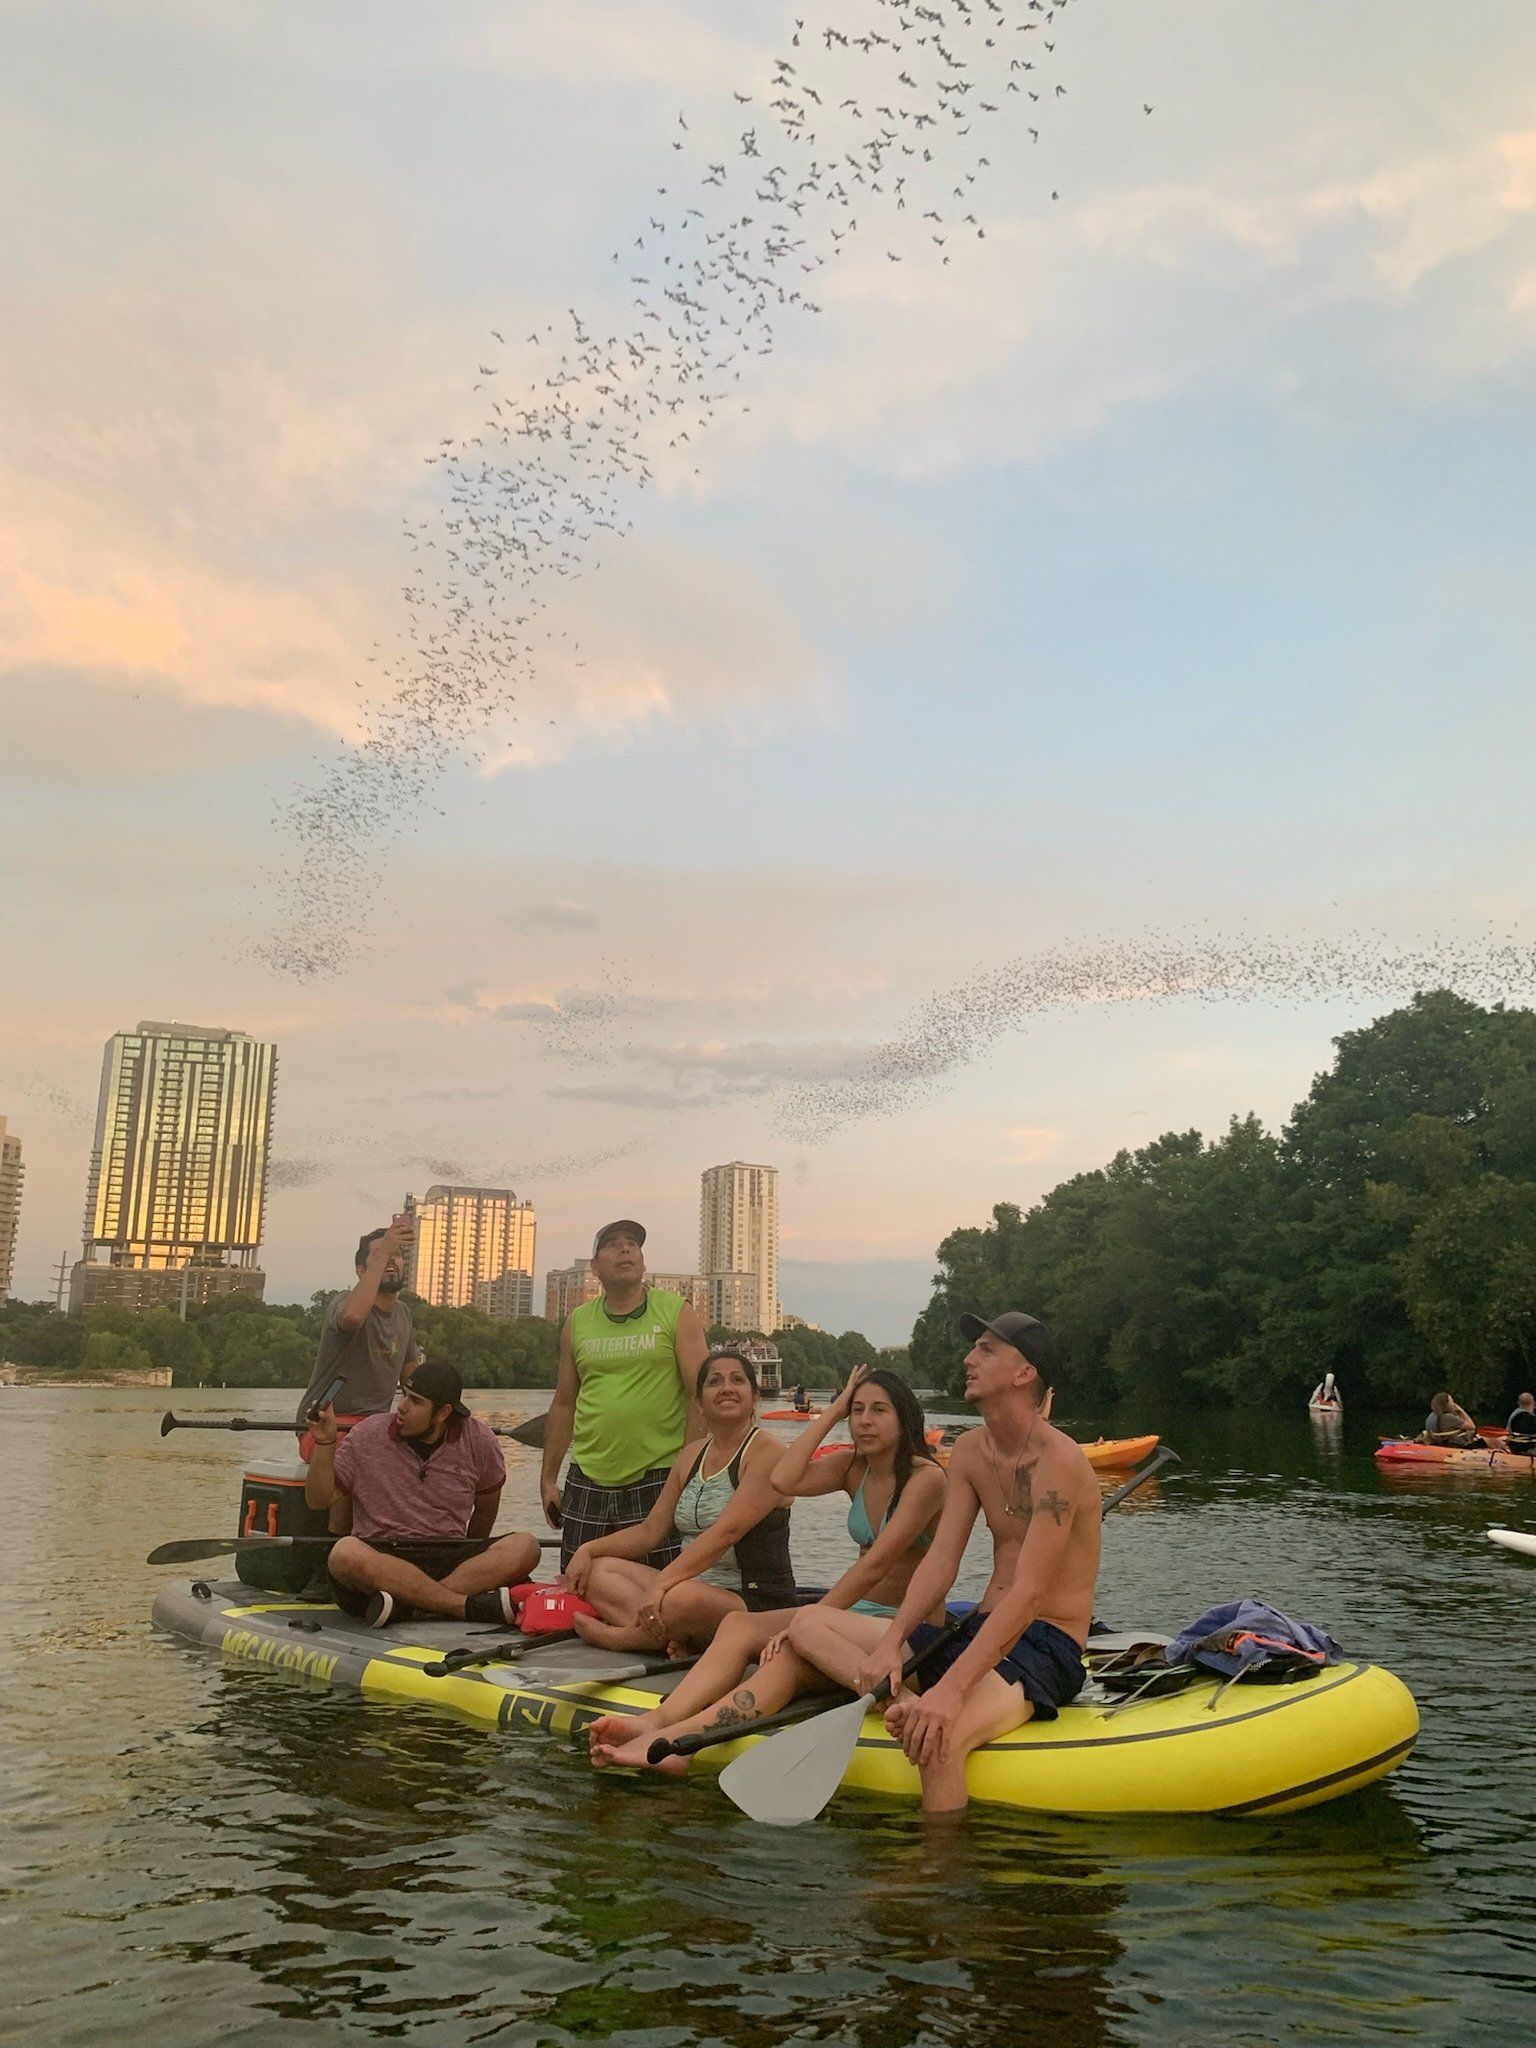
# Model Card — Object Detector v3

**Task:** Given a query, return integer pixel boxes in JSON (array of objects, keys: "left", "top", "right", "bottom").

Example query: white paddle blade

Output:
[{"left": 720, "top": 1692, "right": 874, "bottom": 1826}]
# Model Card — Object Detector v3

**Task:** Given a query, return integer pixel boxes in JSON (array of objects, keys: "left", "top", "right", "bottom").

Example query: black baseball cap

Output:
[
  {"left": 592, "top": 1219, "right": 646, "bottom": 1257},
  {"left": 958, "top": 1311, "right": 1055, "bottom": 1381},
  {"left": 403, "top": 1359, "right": 470, "bottom": 1420}
]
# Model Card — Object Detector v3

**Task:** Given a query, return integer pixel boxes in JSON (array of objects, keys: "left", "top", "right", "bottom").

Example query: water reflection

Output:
[{"left": 3, "top": 1386, "right": 1536, "bottom": 2048}]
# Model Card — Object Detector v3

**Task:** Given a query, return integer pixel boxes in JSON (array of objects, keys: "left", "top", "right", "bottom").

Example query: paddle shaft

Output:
[
  {"left": 146, "top": 1532, "right": 559, "bottom": 1565},
  {"left": 159, "top": 1409, "right": 549, "bottom": 1448},
  {"left": 655, "top": 1617, "right": 969, "bottom": 1762},
  {"left": 651, "top": 1439, "right": 1180, "bottom": 1764}
]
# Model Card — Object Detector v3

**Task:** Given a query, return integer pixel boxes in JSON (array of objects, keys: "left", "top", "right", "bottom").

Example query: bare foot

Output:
[
  {"left": 587, "top": 1709, "right": 657, "bottom": 1757},
  {"left": 591, "top": 1728, "right": 689, "bottom": 1774}
]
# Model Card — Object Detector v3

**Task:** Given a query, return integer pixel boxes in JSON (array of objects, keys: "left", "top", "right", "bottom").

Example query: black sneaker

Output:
[
  {"left": 464, "top": 1587, "right": 519, "bottom": 1626},
  {"left": 365, "top": 1590, "right": 415, "bottom": 1629}
]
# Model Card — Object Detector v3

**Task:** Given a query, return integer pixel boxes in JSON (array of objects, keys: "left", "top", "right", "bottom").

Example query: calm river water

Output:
[{"left": 2, "top": 1386, "right": 1534, "bottom": 2046}]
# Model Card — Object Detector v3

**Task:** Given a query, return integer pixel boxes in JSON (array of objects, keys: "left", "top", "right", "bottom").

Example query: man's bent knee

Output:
[{"left": 325, "top": 1536, "right": 376, "bottom": 1588}]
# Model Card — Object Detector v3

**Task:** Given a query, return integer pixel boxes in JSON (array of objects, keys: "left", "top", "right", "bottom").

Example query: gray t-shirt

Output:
[{"left": 294, "top": 1291, "right": 421, "bottom": 1428}]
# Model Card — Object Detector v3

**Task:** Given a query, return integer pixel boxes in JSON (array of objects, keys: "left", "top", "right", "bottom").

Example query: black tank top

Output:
[{"left": 680, "top": 1428, "right": 795, "bottom": 1600}]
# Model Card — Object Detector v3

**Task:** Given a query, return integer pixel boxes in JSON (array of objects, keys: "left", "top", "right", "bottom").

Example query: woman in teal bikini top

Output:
[{"left": 585, "top": 1365, "right": 947, "bottom": 1772}]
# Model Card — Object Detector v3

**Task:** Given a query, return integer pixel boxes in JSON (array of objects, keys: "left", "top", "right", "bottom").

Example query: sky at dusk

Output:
[{"left": 4, "top": 1, "right": 1536, "bottom": 1344}]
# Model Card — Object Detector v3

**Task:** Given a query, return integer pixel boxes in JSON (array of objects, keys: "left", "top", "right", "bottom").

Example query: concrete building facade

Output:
[
  {"left": 405, "top": 1186, "right": 536, "bottom": 1310},
  {"left": 699, "top": 1160, "right": 780, "bottom": 1335},
  {"left": 0, "top": 1116, "right": 23, "bottom": 1300},
  {"left": 706, "top": 1268, "right": 762, "bottom": 1332},
  {"left": 544, "top": 1258, "right": 603, "bottom": 1324},
  {"left": 69, "top": 1262, "right": 266, "bottom": 1316},
  {"left": 473, "top": 1269, "right": 536, "bottom": 1320},
  {"left": 648, "top": 1271, "right": 713, "bottom": 1322}
]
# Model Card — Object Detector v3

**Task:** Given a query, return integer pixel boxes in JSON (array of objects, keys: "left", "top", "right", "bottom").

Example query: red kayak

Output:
[{"left": 1376, "top": 1438, "right": 1535, "bottom": 1475}]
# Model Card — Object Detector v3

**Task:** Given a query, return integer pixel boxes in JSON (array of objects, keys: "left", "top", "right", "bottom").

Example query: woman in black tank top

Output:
[{"left": 565, "top": 1347, "right": 795, "bottom": 1654}]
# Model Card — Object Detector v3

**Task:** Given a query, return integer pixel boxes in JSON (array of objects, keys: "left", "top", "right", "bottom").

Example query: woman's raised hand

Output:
[{"left": 831, "top": 1362, "right": 874, "bottom": 1417}]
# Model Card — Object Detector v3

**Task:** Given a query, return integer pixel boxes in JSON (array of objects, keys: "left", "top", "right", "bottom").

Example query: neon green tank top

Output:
[{"left": 570, "top": 1289, "right": 690, "bottom": 1486}]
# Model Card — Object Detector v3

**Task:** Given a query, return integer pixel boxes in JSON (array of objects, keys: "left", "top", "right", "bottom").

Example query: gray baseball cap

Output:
[{"left": 592, "top": 1219, "right": 647, "bottom": 1257}]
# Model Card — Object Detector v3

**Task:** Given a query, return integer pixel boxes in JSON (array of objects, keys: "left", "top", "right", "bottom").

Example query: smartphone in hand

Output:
[{"left": 307, "top": 1372, "right": 347, "bottom": 1422}]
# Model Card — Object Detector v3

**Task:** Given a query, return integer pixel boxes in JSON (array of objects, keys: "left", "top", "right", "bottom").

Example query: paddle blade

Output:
[
  {"left": 720, "top": 1691, "right": 874, "bottom": 1826},
  {"left": 497, "top": 1411, "right": 550, "bottom": 1449},
  {"left": 147, "top": 1536, "right": 264, "bottom": 1564}
]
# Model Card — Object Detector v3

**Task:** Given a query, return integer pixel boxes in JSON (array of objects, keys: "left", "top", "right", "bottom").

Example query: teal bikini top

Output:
[{"left": 846, "top": 1465, "right": 933, "bottom": 1551}]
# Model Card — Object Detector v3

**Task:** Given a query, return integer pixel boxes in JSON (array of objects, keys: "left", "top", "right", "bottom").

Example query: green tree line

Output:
[
  {"left": 910, "top": 992, "right": 1536, "bottom": 1415},
  {"left": 0, "top": 1289, "right": 565, "bottom": 1389},
  {"left": 0, "top": 1285, "right": 904, "bottom": 1395},
  {"left": 705, "top": 1324, "right": 912, "bottom": 1388}
]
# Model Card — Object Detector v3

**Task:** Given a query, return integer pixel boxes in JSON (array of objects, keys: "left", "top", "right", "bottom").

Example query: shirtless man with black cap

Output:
[{"left": 782, "top": 1310, "right": 1100, "bottom": 1814}]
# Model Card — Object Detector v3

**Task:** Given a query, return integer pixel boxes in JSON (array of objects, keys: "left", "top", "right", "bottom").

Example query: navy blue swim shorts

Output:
[{"left": 907, "top": 1613, "right": 1085, "bottom": 1721}]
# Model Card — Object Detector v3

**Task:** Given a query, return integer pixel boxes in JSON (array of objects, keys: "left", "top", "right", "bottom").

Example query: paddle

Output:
[
  {"left": 158, "top": 1409, "right": 551, "bottom": 1448},
  {"left": 645, "top": 1444, "right": 1180, "bottom": 1774},
  {"left": 698, "top": 1442, "right": 1180, "bottom": 1824},
  {"left": 146, "top": 1533, "right": 560, "bottom": 1565},
  {"left": 426, "top": 1640, "right": 695, "bottom": 1682},
  {"left": 425, "top": 1630, "right": 578, "bottom": 1677}
]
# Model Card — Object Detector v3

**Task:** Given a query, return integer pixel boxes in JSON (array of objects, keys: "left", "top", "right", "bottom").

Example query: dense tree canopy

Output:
[
  {"left": 0, "top": 1286, "right": 893, "bottom": 1395},
  {"left": 910, "top": 993, "right": 1536, "bottom": 1414},
  {"left": 0, "top": 1288, "right": 562, "bottom": 1388},
  {"left": 706, "top": 1322, "right": 910, "bottom": 1388}
]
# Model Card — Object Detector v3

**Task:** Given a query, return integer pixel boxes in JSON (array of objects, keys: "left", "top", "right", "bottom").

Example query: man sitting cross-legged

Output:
[
  {"left": 305, "top": 1359, "right": 541, "bottom": 1628},
  {"left": 774, "top": 1311, "right": 1100, "bottom": 1816}
]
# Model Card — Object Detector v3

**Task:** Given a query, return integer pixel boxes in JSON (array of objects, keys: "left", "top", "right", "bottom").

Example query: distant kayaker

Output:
[
  {"left": 1420, "top": 1391, "right": 1481, "bottom": 1448},
  {"left": 293, "top": 1216, "right": 421, "bottom": 1431},
  {"left": 1507, "top": 1392, "right": 1536, "bottom": 1454},
  {"left": 563, "top": 1346, "right": 795, "bottom": 1652},
  {"left": 585, "top": 1362, "right": 946, "bottom": 1771},
  {"left": 540, "top": 1220, "right": 709, "bottom": 1571},
  {"left": 304, "top": 1360, "right": 541, "bottom": 1627},
  {"left": 760, "top": 1310, "right": 1099, "bottom": 1815},
  {"left": 792, "top": 1382, "right": 811, "bottom": 1415}
]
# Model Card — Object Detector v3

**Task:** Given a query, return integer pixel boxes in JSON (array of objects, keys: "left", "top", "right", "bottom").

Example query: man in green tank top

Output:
[{"left": 541, "top": 1220, "right": 708, "bottom": 1569}]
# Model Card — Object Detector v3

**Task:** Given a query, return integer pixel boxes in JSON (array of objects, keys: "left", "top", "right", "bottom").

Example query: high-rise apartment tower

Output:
[
  {"left": 406, "top": 1186, "right": 536, "bottom": 1310},
  {"left": 0, "top": 1116, "right": 23, "bottom": 1300},
  {"left": 699, "top": 1160, "right": 780, "bottom": 1336},
  {"left": 72, "top": 1021, "right": 276, "bottom": 1312}
]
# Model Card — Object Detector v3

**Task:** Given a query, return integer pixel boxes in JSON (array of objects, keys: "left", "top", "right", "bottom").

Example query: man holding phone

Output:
[{"left": 294, "top": 1215, "right": 422, "bottom": 1432}]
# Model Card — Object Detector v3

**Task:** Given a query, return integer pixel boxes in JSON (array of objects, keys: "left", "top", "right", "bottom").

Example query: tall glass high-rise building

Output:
[
  {"left": 699, "top": 1160, "right": 780, "bottom": 1336},
  {"left": 71, "top": 1022, "right": 276, "bottom": 1311},
  {"left": 406, "top": 1186, "right": 537, "bottom": 1310}
]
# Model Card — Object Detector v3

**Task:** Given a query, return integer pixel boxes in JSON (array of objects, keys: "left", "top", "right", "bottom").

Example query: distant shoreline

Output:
[{"left": 0, "top": 1369, "right": 173, "bottom": 1389}]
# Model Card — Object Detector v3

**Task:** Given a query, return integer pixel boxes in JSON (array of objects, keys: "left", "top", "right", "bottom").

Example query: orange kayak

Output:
[
  {"left": 931, "top": 1431, "right": 1160, "bottom": 1471},
  {"left": 1079, "top": 1434, "right": 1161, "bottom": 1470}
]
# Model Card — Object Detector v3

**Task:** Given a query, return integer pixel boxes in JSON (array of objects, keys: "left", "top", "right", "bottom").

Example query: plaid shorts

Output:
[{"left": 559, "top": 1460, "right": 680, "bottom": 1571}]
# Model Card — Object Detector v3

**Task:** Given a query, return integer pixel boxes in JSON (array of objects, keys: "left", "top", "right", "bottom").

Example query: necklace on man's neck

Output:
[{"left": 986, "top": 1409, "right": 1041, "bottom": 1518}]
